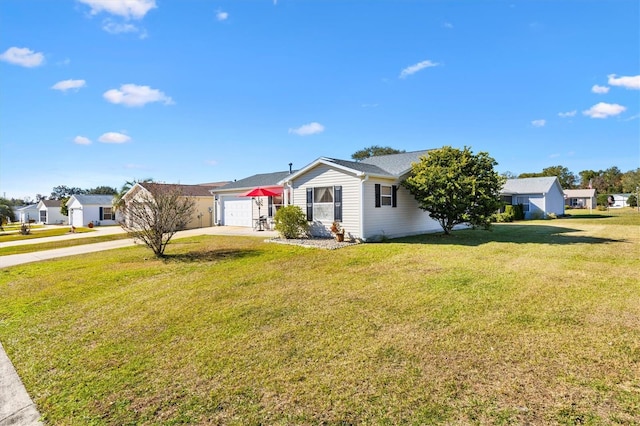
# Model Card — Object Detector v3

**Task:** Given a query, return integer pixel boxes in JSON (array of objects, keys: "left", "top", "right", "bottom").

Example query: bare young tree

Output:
[{"left": 120, "top": 184, "right": 196, "bottom": 257}]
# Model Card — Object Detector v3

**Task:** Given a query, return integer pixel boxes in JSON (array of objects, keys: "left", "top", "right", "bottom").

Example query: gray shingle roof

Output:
[
  {"left": 213, "top": 171, "right": 295, "bottom": 192},
  {"left": 564, "top": 189, "right": 596, "bottom": 198},
  {"left": 71, "top": 195, "right": 115, "bottom": 205},
  {"left": 322, "top": 158, "right": 392, "bottom": 176},
  {"left": 139, "top": 182, "right": 214, "bottom": 197},
  {"left": 359, "top": 150, "right": 432, "bottom": 176},
  {"left": 502, "top": 177, "right": 559, "bottom": 194},
  {"left": 41, "top": 200, "right": 62, "bottom": 208}
]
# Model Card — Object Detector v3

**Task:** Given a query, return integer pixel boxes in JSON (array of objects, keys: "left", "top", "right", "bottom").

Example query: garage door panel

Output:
[{"left": 223, "top": 198, "right": 252, "bottom": 227}]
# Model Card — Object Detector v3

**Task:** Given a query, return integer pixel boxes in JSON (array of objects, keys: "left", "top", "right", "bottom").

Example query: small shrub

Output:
[
  {"left": 274, "top": 205, "right": 309, "bottom": 239},
  {"left": 19, "top": 224, "right": 31, "bottom": 235},
  {"left": 547, "top": 213, "right": 557, "bottom": 219},
  {"left": 492, "top": 212, "right": 513, "bottom": 223},
  {"left": 504, "top": 205, "right": 524, "bottom": 221}
]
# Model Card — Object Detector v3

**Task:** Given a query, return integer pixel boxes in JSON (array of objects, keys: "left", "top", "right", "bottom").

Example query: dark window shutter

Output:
[
  {"left": 375, "top": 184, "right": 381, "bottom": 208},
  {"left": 392, "top": 185, "right": 397, "bottom": 208},
  {"left": 99, "top": 207, "right": 103, "bottom": 220},
  {"left": 268, "top": 197, "right": 273, "bottom": 217},
  {"left": 334, "top": 186, "right": 342, "bottom": 221},
  {"left": 306, "top": 188, "right": 313, "bottom": 221}
]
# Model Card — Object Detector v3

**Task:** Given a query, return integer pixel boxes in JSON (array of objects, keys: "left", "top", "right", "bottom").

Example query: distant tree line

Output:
[{"left": 515, "top": 165, "right": 639, "bottom": 193}]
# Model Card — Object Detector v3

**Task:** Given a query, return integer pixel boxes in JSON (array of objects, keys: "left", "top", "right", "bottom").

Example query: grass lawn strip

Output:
[
  {"left": 0, "top": 226, "right": 94, "bottom": 243},
  {"left": 0, "top": 233, "right": 132, "bottom": 256},
  {"left": 0, "top": 210, "right": 638, "bottom": 424}
]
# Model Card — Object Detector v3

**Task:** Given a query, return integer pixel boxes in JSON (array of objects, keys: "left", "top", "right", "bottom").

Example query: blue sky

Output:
[{"left": 1, "top": 0, "right": 638, "bottom": 200}]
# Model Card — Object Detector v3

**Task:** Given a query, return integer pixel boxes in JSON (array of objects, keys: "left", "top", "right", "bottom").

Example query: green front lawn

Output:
[{"left": 1, "top": 215, "right": 639, "bottom": 424}]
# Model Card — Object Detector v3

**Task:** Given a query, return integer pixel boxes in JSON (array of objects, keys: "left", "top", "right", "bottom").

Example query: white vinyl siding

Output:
[
  {"left": 363, "top": 178, "right": 441, "bottom": 239},
  {"left": 290, "top": 164, "right": 361, "bottom": 238}
]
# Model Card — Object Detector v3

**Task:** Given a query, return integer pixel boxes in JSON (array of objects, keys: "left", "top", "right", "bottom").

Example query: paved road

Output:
[{"left": 0, "top": 225, "right": 278, "bottom": 424}]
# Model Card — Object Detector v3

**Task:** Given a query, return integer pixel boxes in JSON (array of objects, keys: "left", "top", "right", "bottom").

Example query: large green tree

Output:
[
  {"left": 402, "top": 146, "right": 505, "bottom": 235},
  {"left": 351, "top": 145, "right": 405, "bottom": 161},
  {"left": 519, "top": 165, "right": 576, "bottom": 189}
]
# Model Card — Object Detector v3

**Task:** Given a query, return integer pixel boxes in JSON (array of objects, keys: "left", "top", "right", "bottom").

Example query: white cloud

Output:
[
  {"left": 74, "top": 136, "right": 92, "bottom": 145},
  {"left": 98, "top": 132, "right": 131, "bottom": 143},
  {"left": 205, "top": 160, "right": 219, "bottom": 166},
  {"left": 52, "top": 79, "right": 86, "bottom": 92},
  {"left": 591, "top": 84, "right": 609, "bottom": 94},
  {"left": 582, "top": 102, "right": 626, "bottom": 119},
  {"left": 216, "top": 10, "right": 229, "bottom": 21},
  {"left": 558, "top": 110, "right": 577, "bottom": 118},
  {"left": 77, "top": 0, "right": 156, "bottom": 19},
  {"left": 399, "top": 59, "right": 440, "bottom": 79},
  {"left": 607, "top": 74, "right": 640, "bottom": 90},
  {"left": 0, "top": 47, "right": 45, "bottom": 67},
  {"left": 103, "top": 84, "right": 174, "bottom": 107},
  {"left": 531, "top": 119, "right": 546, "bottom": 127},
  {"left": 443, "top": 22, "right": 454, "bottom": 29},
  {"left": 549, "top": 153, "right": 560, "bottom": 158},
  {"left": 288, "top": 122, "right": 325, "bottom": 136},
  {"left": 102, "top": 20, "right": 139, "bottom": 34}
]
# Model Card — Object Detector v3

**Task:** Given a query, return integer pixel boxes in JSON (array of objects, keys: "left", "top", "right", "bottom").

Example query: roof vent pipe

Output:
[{"left": 289, "top": 163, "right": 293, "bottom": 174}]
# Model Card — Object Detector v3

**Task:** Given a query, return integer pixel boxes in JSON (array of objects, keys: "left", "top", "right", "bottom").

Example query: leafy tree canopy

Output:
[
  {"left": 519, "top": 165, "right": 577, "bottom": 189},
  {"left": 88, "top": 186, "right": 117, "bottom": 195},
  {"left": 351, "top": 145, "right": 405, "bottom": 161},
  {"left": 50, "top": 185, "right": 86, "bottom": 200},
  {"left": 402, "top": 146, "right": 505, "bottom": 235}
]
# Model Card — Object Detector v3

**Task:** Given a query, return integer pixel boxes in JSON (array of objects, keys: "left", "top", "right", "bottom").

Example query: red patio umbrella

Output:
[
  {"left": 242, "top": 187, "right": 282, "bottom": 230},
  {"left": 242, "top": 187, "right": 281, "bottom": 197}
]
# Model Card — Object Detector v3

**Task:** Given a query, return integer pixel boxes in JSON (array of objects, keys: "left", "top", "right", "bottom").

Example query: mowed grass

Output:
[
  {"left": 0, "top": 212, "right": 639, "bottom": 424},
  {"left": 0, "top": 233, "right": 131, "bottom": 256}
]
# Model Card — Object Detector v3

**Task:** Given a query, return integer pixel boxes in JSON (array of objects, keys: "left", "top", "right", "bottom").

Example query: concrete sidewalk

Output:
[
  {"left": 0, "top": 226, "right": 278, "bottom": 268},
  {"left": 0, "top": 225, "right": 278, "bottom": 424}
]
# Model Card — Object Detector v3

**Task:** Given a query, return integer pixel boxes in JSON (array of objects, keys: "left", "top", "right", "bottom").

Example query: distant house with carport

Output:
[
  {"left": 36, "top": 199, "right": 67, "bottom": 224},
  {"left": 564, "top": 188, "right": 596, "bottom": 209},
  {"left": 122, "top": 182, "right": 215, "bottom": 229},
  {"left": 14, "top": 204, "right": 39, "bottom": 223},
  {"left": 501, "top": 177, "right": 565, "bottom": 219},
  {"left": 67, "top": 194, "right": 116, "bottom": 227}
]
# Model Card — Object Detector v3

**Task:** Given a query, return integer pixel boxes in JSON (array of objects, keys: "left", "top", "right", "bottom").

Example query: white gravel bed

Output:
[{"left": 265, "top": 237, "right": 360, "bottom": 250}]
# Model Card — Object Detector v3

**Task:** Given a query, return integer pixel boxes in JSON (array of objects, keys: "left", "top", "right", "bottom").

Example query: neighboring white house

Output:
[
  {"left": 14, "top": 204, "right": 39, "bottom": 223},
  {"left": 278, "top": 150, "right": 446, "bottom": 241},
  {"left": 121, "top": 182, "right": 215, "bottom": 229},
  {"left": 501, "top": 177, "right": 565, "bottom": 219},
  {"left": 67, "top": 194, "right": 116, "bottom": 227},
  {"left": 609, "top": 193, "right": 631, "bottom": 208},
  {"left": 211, "top": 170, "right": 295, "bottom": 228},
  {"left": 36, "top": 199, "right": 67, "bottom": 224},
  {"left": 564, "top": 188, "right": 597, "bottom": 209}
]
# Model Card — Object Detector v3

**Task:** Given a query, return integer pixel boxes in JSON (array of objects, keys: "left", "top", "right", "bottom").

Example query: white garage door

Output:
[{"left": 223, "top": 198, "right": 253, "bottom": 227}]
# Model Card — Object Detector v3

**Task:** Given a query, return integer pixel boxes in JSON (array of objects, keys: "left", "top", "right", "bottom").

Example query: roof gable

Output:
[{"left": 38, "top": 199, "right": 62, "bottom": 208}]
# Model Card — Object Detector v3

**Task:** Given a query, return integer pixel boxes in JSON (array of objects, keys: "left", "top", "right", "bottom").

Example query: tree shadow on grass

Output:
[
  {"left": 161, "top": 248, "right": 262, "bottom": 263},
  {"left": 394, "top": 223, "right": 625, "bottom": 247}
]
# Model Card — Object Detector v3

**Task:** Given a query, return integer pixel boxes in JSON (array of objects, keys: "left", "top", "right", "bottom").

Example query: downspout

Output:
[
  {"left": 285, "top": 181, "right": 293, "bottom": 206},
  {"left": 360, "top": 174, "right": 369, "bottom": 240}
]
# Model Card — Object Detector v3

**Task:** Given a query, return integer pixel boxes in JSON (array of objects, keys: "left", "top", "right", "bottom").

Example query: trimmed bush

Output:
[{"left": 274, "top": 205, "right": 309, "bottom": 239}]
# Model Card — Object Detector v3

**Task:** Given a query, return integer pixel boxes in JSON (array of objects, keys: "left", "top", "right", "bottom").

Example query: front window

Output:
[
  {"left": 314, "top": 187, "right": 334, "bottom": 221},
  {"left": 101, "top": 207, "right": 113, "bottom": 220},
  {"left": 39, "top": 210, "right": 47, "bottom": 222},
  {"left": 516, "top": 196, "right": 530, "bottom": 212}
]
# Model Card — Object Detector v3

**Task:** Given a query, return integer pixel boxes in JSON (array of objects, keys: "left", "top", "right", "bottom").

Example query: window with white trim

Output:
[
  {"left": 381, "top": 185, "right": 392, "bottom": 206},
  {"left": 313, "top": 187, "right": 334, "bottom": 221},
  {"left": 101, "top": 207, "right": 113, "bottom": 220}
]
